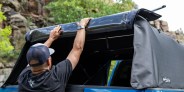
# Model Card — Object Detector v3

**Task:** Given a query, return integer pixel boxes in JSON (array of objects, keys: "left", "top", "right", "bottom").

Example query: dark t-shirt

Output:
[{"left": 18, "top": 59, "right": 72, "bottom": 92}]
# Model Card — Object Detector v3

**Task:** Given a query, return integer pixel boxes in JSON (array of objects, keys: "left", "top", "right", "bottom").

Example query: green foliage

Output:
[
  {"left": 0, "top": 26, "right": 14, "bottom": 57},
  {"left": 0, "top": 4, "right": 14, "bottom": 61},
  {"left": 108, "top": 60, "right": 116, "bottom": 82},
  {"left": 45, "top": 0, "right": 135, "bottom": 24},
  {"left": 0, "top": 4, "right": 6, "bottom": 22}
]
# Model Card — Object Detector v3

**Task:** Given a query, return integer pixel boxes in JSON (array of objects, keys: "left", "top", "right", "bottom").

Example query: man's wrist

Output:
[
  {"left": 77, "top": 25, "right": 85, "bottom": 30},
  {"left": 48, "top": 37, "right": 55, "bottom": 42}
]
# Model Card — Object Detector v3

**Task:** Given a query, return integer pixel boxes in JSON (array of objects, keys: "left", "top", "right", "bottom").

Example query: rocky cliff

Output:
[
  {"left": 0, "top": 62, "right": 14, "bottom": 86},
  {"left": 150, "top": 20, "right": 184, "bottom": 44},
  {"left": 0, "top": 0, "right": 52, "bottom": 53}
]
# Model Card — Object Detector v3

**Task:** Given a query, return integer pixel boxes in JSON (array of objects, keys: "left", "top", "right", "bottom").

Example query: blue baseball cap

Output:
[{"left": 26, "top": 43, "right": 55, "bottom": 67}]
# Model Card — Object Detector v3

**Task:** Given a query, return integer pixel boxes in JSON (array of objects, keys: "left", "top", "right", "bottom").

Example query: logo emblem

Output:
[
  {"left": 28, "top": 79, "right": 35, "bottom": 88},
  {"left": 163, "top": 77, "right": 171, "bottom": 83}
]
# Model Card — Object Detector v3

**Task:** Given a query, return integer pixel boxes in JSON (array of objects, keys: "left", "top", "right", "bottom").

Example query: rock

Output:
[
  {"left": 0, "top": 68, "right": 12, "bottom": 86},
  {"left": 154, "top": 20, "right": 161, "bottom": 30},
  {"left": 29, "top": 22, "right": 38, "bottom": 30},
  {"left": 10, "top": 13, "right": 29, "bottom": 32},
  {"left": 10, "top": 0, "right": 21, "bottom": 11},
  {"left": 2, "top": 68, "right": 12, "bottom": 79},
  {"left": 9, "top": 13, "right": 29, "bottom": 51},
  {"left": 0, "top": 62, "right": 4, "bottom": 69},
  {"left": 160, "top": 20, "right": 169, "bottom": 32},
  {"left": 10, "top": 25, "right": 24, "bottom": 51},
  {"left": 0, "top": 0, "right": 20, "bottom": 11},
  {"left": 150, "top": 20, "right": 169, "bottom": 32},
  {"left": 0, "top": 0, "right": 11, "bottom": 5},
  {"left": 150, "top": 20, "right": 184, "bottom": 44},
  {"left": 2, "top": 6, "right": 12, "bottom": 13},
  {"left": 4, "top": 62, "right": 15, "bottom": 68},
  {"left": 0, "top": 83, "right": 3, "bottom": 87},
  {"left": 0, "top": 75, "right": 5, "bottom": 82}
]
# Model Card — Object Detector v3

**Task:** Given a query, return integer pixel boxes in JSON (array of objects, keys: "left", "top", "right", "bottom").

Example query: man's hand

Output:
[
  {"left": 44, "top": 25, "right": 62, "bottom": 47},
  {"left": 49, "top": 25, "right": 62, "bottom": 41},
  {"left": 78, "top": 18, "right": 91, "bottom": 28}
]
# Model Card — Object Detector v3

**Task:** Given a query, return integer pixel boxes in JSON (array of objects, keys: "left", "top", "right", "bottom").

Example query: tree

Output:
[
  {"left": 45, "top": 0, "right": 135, "bottom": 24},
  {"left": 0, "top": 4, "right": 14, "bottom": 62}
]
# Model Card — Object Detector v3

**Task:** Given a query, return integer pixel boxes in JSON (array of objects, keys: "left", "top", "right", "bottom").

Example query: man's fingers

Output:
[
  {"left": 58, "top": 26, "right": 62, "bottom": 31},
  {"left": 59, "top": 30, "right": 63, "bottom": 34},
  {"left": 76, "top": 22, "right": 80, "bottom": 26},
  {"left": 52, "top": 25, "right": 61, "bottom": 33},
  {"left": 56, "top": 26, "right": 60, "bottom": 30}
]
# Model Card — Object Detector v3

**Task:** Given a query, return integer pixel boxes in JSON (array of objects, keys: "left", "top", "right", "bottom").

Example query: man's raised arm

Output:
[
  {"left": 44, "top": 25, "right": 62, "bottom": 47},
  {"left": 67, "top": 18, "right": 91, "bottom": 70}
]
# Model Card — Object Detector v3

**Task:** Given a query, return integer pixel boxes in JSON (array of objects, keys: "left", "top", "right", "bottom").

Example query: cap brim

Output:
[{"left": 49, "top": 48, "right": 55, "bottom": 55}]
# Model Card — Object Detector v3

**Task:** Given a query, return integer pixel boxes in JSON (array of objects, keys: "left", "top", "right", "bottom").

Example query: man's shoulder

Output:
[
  {"left": 53, "top": 59, "right": 71, "bottom": 66},
  {"left": 51, "top": 59, "right": 72, "bottom": 75},
  {"left": 19, "top": 67, "right": 31, "bottom": 76},
  {"left": 55, "top": 59, "right": 72, "bottom": 68},
  {"left": 18, "top": 67, "right": 31, "bottom": 84}
]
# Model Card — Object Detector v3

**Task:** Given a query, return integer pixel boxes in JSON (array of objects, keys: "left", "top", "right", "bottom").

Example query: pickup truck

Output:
[{"left": 1, "top": 8, "right": 184, "bottom": 92}]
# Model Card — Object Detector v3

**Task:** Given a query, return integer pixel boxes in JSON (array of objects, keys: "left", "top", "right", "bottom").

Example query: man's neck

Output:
[{"left": 32, "top": 68, "right": 48, "bottom": 75}]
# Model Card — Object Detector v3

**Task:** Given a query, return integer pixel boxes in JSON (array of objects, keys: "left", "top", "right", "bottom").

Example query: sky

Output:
[{"left": 132, "top": 0, "right": 184, "bottom": 31}]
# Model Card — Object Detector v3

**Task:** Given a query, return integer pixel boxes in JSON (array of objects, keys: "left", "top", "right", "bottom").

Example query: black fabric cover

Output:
[
  {"left": 25, "top": 9, "right": 160, "bottom": 43},
  {"left": 131, "top": 16, "right": 184, "bottom": 89}
]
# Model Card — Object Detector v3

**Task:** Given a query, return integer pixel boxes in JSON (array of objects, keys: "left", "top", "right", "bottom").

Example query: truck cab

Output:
[{"left": 1, "top": 8, "right": 184, "bottom": 92}]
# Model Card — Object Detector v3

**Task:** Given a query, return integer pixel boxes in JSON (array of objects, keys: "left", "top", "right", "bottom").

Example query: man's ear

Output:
[{"left": 47, "top": 57, "right": 52, "bottom": 69}]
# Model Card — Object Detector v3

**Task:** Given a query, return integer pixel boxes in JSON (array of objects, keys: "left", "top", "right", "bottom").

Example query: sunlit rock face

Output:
[
  {"left": 1, "top": 0, "right": 52, "bottom": 53},
  {"left": 0, "top": 62, "right": 14, "bottom": 87},
  {"left": 150, "top": 20, "right": 184, "bottom": 44}
]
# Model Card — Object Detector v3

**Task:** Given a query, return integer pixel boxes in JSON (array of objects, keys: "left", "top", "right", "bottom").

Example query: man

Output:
[{"left": 18, "top": 18, "right": 91, "bottom": 92}]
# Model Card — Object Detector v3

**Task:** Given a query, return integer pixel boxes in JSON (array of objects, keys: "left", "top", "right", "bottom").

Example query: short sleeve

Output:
[{"left": 52, "top": 59, "right": 72, "bottom": 84}]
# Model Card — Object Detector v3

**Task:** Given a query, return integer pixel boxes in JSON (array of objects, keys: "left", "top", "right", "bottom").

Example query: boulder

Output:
[
  {"left": 9, "top": 13, "right": 29, "bottom": 51},
  {"left": 10, "top": 13, "right": 29, "bottom": 33},
  {"left": 0, "top": 62, "right": 4, "bottom": 69},
  {"left": 160, "top": 20, "right": 169, "bottom": 32},
  {"left": 3, "top": 62, "right": 15, "bottom": 68},
  {"left": 0, "top": 0, "right": 21, "bottom": 11}
]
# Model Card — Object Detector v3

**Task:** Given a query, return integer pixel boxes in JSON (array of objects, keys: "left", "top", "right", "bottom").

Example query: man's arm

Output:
[
  {"left": 44, "top": 25, "right": 62, "bottom": 47},
  {"left": 67, "top": 18, "right": 91, "bottom": 70}
]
